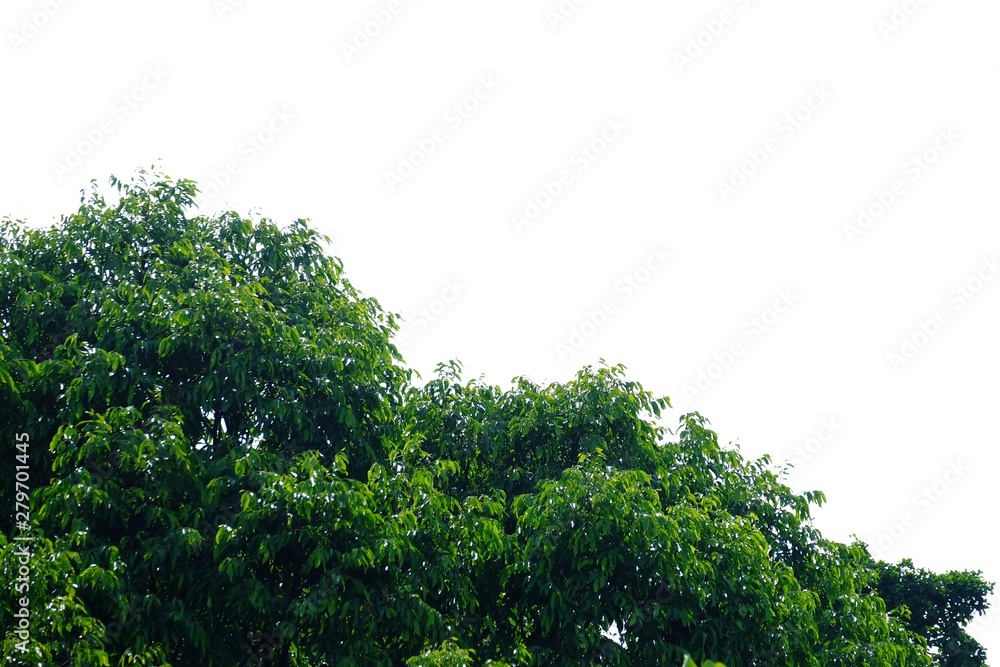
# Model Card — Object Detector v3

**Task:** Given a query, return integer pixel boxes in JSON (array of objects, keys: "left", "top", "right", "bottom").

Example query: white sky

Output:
[{"left": 3, "top": 0, "right": 998, "bottom": 657}]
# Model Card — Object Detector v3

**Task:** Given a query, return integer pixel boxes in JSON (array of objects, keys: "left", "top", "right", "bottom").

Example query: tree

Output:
[
  {"left": 0, "top": 170, "right": 440, "bottom": 664},
  {"left": 0, "top": 170, "right": 991, "bottom": 666},
  {"left": 867, "top": 558, "right": 993, "bottom": 667},
  {"left": 400, "top": 362, "right": 944, "bottom": 666}
]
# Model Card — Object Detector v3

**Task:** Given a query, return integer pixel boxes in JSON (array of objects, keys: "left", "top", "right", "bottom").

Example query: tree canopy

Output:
[{"left": 0, "top": 170, "right": 992, "bottom": 666}]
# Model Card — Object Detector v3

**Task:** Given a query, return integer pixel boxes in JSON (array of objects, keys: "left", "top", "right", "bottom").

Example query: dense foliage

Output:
[
  {"left": 869, "top": 558, "right": 992, "bottom": 667},
  {"left": 0, "top": 171, "right": 992, "bottom": 666}
]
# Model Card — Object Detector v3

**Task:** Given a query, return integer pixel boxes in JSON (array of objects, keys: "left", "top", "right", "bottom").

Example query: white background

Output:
[{"left": 2, "top": 0, "right": 998, "bottom": 657}]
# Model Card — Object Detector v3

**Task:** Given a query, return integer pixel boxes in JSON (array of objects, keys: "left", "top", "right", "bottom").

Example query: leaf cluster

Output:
[{"left": 0, "top": 171, "right": 990, "bottom": 667}]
